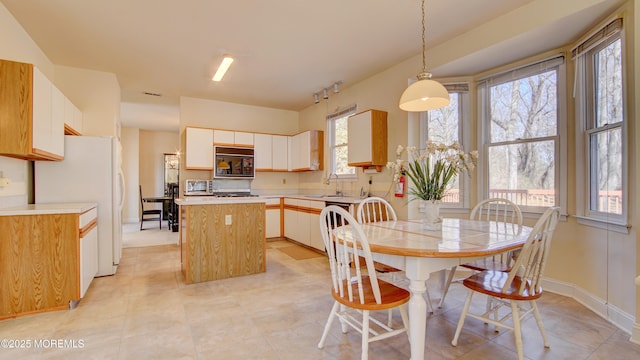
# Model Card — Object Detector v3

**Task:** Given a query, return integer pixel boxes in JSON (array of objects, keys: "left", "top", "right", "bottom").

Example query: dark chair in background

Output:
[
  {"left": 167, "top": 184, "right": 179, "bottom": 232},
  {"left": 139, "top": 185, "right": 162, "bottom": 230}
]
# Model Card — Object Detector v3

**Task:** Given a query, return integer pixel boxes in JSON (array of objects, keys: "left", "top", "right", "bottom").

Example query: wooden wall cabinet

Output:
[
  {"left": 0, "top": 59, "right": 65, "bottom": 160},
  {"left": 0, "top": 205, "right": 98, "bottom": 319},
  {"left": 348, "top": 109, "right": 388, "bottom": 172},
  {"left": 185, "top": 126, "right": 214, "bottom": 170}
]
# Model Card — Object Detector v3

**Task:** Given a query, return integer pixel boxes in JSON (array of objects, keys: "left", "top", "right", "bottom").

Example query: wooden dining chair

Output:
[
  {"left": 139, "top": 185, "right": 162, "bottom": 230},
  {"left": 438, "top": 198, "right": 523, "bottom": 308},
  {"left": 357, "top": 197, "right": 435, "bottom": 318},
  {"left": 451, "top": 207, "right": 560, "bottom": 360},
  {"left": 317, "top": 205, "right": 410, "bottom": 360}
]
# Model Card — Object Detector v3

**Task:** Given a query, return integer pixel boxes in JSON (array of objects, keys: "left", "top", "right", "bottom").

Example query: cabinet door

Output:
[
  {"left": 266, "top": 208, "right": 280, "bottom": 238},
  {"left": 50, "top": 84, "right": 65, "bottom": 156},
  {"left": 309, "top": 212, "right": 324, "bottom": 251},
  {"left": 272, "top": 135, "right": 288, "bottom": 171},
  {"left": 254, "top": 134, "right": 273, "bottom": 170},
  {"left": 32, "top": 67, "right": 53, "bottom": 155},
  {"left": 185, "top": 127, "right": 214, "bottom": 170},
  {"left": 213, "top": 130, "right": 234, "bottom": 145},
  {"left": 348, "top": 109, "right": 387, "bottom": 168},
  {"left": 64, "top": 97, "right": 83, "bottom": 135},
  {"left": 234, "top": 131, "right": 254, "bottom": 146},
  {"left": 80, "top": 226, "right": 98, "bottom": 298},
  {"left": 348, "top": 111, "right": 372, "bottom": 165}
]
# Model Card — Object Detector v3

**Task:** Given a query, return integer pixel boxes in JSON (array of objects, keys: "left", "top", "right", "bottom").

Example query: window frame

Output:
[
  {"left": 478, "top": 55, "right": 567, "bottom": 216},
  {"left": 326, "top": 105, "right": 358, "bottom": 179},
  {"left": 419, "top": 87, "right": 471, "bottom": 210},
  {"left": 574, "top": 21, "right": 628, "bottom": 232}
]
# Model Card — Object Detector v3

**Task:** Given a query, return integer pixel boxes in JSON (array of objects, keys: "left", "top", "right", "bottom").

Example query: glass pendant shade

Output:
[{"left": 399, "top": 72, "right": 450, "bottom": 112}]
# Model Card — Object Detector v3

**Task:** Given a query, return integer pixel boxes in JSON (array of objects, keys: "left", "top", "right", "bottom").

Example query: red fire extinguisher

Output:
[{"left": 395, "top": 169, "right": 405, "bottom": 198}]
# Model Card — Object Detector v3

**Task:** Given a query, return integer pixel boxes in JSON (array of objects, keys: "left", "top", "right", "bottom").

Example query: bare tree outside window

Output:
[
  {"left": 487, "top": 68, "right": 559, "bottom": 208},
  {"left": 427, "top": 93, "right": 461, "bottom": 203},
  {"left": 590, "top": 38, "right": 623, "bottom": 214}
]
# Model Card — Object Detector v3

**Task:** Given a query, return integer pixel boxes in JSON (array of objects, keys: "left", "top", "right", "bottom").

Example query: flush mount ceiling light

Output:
[
  {"left": 399, "top": 0, "right": 449, "bottom": 112},
  {"left": 212, "top": 55, "right": 234, "bottom": 82}
]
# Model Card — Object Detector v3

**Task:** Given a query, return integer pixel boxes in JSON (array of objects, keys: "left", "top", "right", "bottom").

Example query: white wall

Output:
[
  {"left": 121, "top": 127, "right": 140, "bottom": 223},
  {"left": 178, "top": 96, "right": 300, "bottom": 193},
  {"left": 0, "top": 3, "right": 122, "bottom": 209},
  {"left": 0, "top": 3, "right": 53, "bottom": 209}
]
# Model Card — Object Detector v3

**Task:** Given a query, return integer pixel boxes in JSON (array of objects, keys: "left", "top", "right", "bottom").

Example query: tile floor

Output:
[{"left": 1, "top": 236, "right": 639, "bottom": 359}]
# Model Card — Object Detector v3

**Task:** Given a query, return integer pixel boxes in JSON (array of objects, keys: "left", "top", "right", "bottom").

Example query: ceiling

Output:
[{"left": 1, "top": 0, "right": 623, "bottom": 131}]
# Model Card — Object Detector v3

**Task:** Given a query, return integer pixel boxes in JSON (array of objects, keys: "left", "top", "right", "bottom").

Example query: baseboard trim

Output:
[{"left": 542, "top": 277, "right": 636, "bottom": 337}]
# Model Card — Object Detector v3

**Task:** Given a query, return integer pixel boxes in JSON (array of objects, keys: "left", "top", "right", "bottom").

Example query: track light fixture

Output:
[
  {"left": 312, "top": 80, "right": 343, "bottom": 104},
  {"left": 333, "top": 81, "right": 342, "bottom": 94}
]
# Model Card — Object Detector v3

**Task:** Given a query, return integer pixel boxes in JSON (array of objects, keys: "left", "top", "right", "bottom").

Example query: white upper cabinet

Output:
[
  {"left": 213, "top": 129, "right": 234, "bottom": 145},
  {"left": 64, "top": 96, "right": 83, "bottom": 135},
  {"left": 272, "top": 135, "right": 288, "bottom": 171},
  {"left": 185, "top": 127, "right": 214, "bottom": 170},
  {"left": 254, "top": 133, "right": 273, "bottom": 170},
  {"left": 213, "top": 130, "right": 254, "bottom": 146},
  {"left": 234, "top": 131, "right": 254, "bottom": 146},
  {"left": 289, "top": 130, "right": 323, "bottom": 171},
  {"left": 348, "top": 109, "right": 387, "bottom": 172},
  {"left": 0, "top": 60, "right": 65, "bottom": 161}
]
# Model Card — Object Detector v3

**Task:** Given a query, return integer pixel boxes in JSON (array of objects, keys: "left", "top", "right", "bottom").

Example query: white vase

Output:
[{"left": 422, "top": 200, "right": 442, "bottom": 230}]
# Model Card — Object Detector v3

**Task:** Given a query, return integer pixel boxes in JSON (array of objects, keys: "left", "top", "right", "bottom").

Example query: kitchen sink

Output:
[{"left": 305, "top": 194, "right": 344, "bottom": 199}]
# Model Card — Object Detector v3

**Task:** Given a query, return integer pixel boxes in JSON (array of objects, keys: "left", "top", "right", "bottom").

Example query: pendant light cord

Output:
[{"left": 421, "top": 0, "right": 426, "bottom": 73}]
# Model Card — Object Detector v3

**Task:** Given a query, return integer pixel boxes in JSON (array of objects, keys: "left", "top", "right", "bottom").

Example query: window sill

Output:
[{"left": 574, "top": 215, "right": 630, "bottom": 234}]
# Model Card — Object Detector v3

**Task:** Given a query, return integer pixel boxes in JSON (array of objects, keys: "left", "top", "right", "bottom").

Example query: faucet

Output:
[{"left": 326, "top": 173, "right": 342, "bottom": 196}]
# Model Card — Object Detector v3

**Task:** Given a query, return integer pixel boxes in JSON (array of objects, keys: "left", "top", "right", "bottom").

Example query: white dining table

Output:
[{"left": 336, "top": 218, "right": 531, "bottom": 360}]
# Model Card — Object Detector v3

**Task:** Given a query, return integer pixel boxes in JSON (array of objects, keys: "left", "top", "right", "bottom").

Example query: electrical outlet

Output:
[
  {"left": 225, "top": 214, "right": 232, "bottom": 225},
  {"left": 0, "top": 177, "right": 10, "bottom": 187}
]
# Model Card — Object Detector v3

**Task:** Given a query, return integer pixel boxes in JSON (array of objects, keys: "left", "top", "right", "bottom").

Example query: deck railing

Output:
[{"left": 441, "top": 189, "right": 622, "bottom": 214}]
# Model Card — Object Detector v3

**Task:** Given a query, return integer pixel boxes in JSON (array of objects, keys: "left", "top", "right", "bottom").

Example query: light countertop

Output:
[
  {"left": 0, "top": 202, "right": 97, "bottom": 216},
  {"left": 175, "top": 197, "right": 268, "bottom": 205},
  {"left": 176, "top": 194, "right": 364, "bottom": 205}
]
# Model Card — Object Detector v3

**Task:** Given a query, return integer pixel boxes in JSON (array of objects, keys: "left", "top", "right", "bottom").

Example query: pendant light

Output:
[{"left": 399, "top": 0, "right": 449, "bottom": 112}]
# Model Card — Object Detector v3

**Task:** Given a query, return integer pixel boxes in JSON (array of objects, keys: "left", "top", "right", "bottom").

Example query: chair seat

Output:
[
  {"left": 143, "top": 209, "right": 162, "bottom": 215},
  {"left": 332, "top": 276, "right": 410, "bottom": 311},
  {"left": 462, "top": 270, "right": 543, "bottom": 301},
  {"left": 461, "top": 258, "right": 511, "bottom": 272}
]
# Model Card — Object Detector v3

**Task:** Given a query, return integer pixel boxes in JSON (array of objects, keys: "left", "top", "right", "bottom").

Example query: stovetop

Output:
[{"left": 211, "top": 191, "right": 258, "bottom": 198}]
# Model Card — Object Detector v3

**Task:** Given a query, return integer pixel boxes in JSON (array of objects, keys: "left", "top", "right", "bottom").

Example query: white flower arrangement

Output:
[{"left": 387, "top": 141, "right": 478, "bottom": 201}]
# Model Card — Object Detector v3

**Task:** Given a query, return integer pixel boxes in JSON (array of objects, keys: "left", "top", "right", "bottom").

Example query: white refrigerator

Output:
[{"left": 35, "top": 135, "right": 124, "bottom": 276}]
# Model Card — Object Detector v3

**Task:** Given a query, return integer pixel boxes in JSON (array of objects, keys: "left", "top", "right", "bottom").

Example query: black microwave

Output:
[{"left": 214, "top": 146, "right": 255, "bottom": 179}]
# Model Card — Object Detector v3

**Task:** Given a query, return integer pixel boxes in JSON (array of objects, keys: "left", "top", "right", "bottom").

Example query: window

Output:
[
  {"left": 420, "top": 84, "right": 470, "bottom": 207},
  {"left": 574, "top": 18, "right": 626, "bottom": 228},
  {"left": 479, "top": 56, "right": 566, "bottom": 213},
  {"left": 327, "top": 104, "right": 357, "bottom": 177}
]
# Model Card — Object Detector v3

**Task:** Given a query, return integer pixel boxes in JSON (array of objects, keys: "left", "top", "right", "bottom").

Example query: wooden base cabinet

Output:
[{"left": 0, "top": 206, "right": 97, "bottom": 319}]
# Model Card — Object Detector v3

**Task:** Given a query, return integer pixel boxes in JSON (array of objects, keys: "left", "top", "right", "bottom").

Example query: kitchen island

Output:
[{"left": 175, "top": 197, "right": 267, "bottom": 284}]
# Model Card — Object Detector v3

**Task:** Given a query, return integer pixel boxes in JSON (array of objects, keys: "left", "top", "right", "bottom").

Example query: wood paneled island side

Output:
[{"left": 175, "top": 197, "right": 266, "bottom": 284}]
